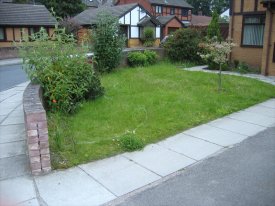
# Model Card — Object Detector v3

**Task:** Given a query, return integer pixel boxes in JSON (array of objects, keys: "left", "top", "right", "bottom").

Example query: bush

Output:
[
  {"left": 163, "top": 28, "right": 203, "bottom": 63},
  {"left": 119, "top": 131, "right": 145, "bottom": 151},
  {"left": 18, "top": 27, "right": 103, "bottom": 114},
  {"left": 92, "top": 12, "right": 126, "bottom": 73},
  {"left": 59, "top": 17, "right": 81, "bottom": 38},
  {"left": 128, "top": 50, "right": 158, "bottom": 67},
  {"left": 142, "top": 27, "right": 155, "bottom": 47}
]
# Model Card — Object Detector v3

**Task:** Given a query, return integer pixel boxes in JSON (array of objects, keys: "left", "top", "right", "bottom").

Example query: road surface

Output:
[{"left": 0, "top": 64, "right": 28, "bottom": 91}]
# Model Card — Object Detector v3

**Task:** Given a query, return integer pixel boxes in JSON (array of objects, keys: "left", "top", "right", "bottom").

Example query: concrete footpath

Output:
[{"left": 0, "top": 68, "right": 275, "bottom": 205}]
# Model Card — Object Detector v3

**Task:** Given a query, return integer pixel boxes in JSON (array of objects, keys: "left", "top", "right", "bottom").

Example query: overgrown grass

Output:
[{"left": 48, "top": 62, "right": 275, "bottom": 169}]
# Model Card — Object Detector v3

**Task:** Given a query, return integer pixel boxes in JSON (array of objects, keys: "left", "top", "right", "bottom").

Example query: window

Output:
[
  {"left": 155, "top": 6, "right": 162, "bottom": 14},
  {"left": 170, "top": 7, "right": 175, "bottom": 15},
  {"left": 242, "top": 15, "right": 265, "bottom": 47},
  {"left": 181, "top": 9, "right": 188, "bottom": 16},
  {"left": 0, "top": 27, "right": 5, "bottom": 41}
]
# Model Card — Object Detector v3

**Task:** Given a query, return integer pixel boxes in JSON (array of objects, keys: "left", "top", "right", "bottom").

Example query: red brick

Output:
[
  {"left": 29, "top": 150, "right": 40, "bottom": 157},
  {"left": 42, "top": 160, "right": 51, "bottom": 168},
  {"left": 28, "top": 136, "right": 39, "bottom": 144},
  {"left": 27, "top": 130, "right": 38, "bottom": 137},
  {"left": 30, "top": 156, "right": 41, "bottom": 164},
  {"left": 39, "top": 134, "right": 49, "bottom": 142},
  {"left": 28, "top": 143, "right": 40, "bottom": 151},
  {"left": 31, "top": 162, "right": 42, "bottom": 170},
  {"left": 40, "top": 148, "right": 50, "bottom": 155},
  {"left": 40, "top": 141, "right": 49, "bottom": 149}
]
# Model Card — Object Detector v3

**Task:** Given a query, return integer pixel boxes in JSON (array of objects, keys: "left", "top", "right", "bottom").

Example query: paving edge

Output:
[{"left": 23, "top": 83, "right": 51, "bottom": 175}]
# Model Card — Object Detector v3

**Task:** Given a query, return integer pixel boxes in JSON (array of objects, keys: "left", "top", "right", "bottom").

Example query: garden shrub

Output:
[
  {"left": 142, "top": 27, "right": 155, "bottom": 47},
  {"left": 18, "top": 27, "right": 103, "bottom": 114},
  {"left": 207, "top": 10, "right": 222, "bottom": 41},
  {"left": 128, "top": 50, "right": 158, "bottom": 67},
  {"left": 163, "top": 28, "right": 203, "bottom": 63},
  {"left": 92, "top": 12, "right": 126, "bottom": 73}
]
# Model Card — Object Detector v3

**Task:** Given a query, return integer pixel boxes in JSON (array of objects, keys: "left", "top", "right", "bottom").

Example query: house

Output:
[
  {"left": 115, "top": 0, "right": 193, "bottom": 37},
  {"left": 0, "top": 3, "right": 57, "bottom": 48},
  {"left": 74, "top": 3, "right": 161, "bottom": 47},
  {"left": 190, "top": 14, "right": 212, "bottom": 27},
  {"left": 229, "top": 0, "right": 275, "bottom": 76}
]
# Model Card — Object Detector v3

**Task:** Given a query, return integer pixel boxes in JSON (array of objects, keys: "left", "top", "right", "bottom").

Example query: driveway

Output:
[
  {"left": 113, "top": 126, "right": 275, "bottom": 206},
  {"left": 0, "top": 64, "right": 28, "bottom": 92}
]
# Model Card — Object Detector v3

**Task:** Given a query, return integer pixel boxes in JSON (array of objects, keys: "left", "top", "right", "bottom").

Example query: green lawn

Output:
[{"left": 48, "top": 62, "right": 275, "bottom": 169}]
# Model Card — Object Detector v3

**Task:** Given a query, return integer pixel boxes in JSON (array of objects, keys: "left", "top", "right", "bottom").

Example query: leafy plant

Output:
[
  {"left": 163, "top": 28, "right": 203, "bottom": 63},
  {"left": 59, "top": 17, "right": 82, "bottom": 38},
  {"left": 18, "top": 27, "right": 103, "bottom": 113},
  {"left": 92, "top": 11, "right": 126, "bottom": 73},
  {"left": 128, "top": 50, "right": 158, "bottom": 67},
  {"left": 207, "top": 10, "right": 222, "bottom": 41},
  {"left": 199, "top": 38, "right": 235, "bottom": 92},
  {"left": 118, "top": 131, "right": 145, "bottom": 152},
  {"left": 142, "top": 27, "right": 155, "bottom": 47}
]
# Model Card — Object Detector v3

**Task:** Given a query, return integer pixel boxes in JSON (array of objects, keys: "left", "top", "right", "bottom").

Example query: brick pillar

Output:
[{"left": 23, "top": 84, "right": 51, "bottom": 175}]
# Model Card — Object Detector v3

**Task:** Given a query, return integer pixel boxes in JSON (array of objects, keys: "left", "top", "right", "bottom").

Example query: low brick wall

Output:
[
  {"left": 23, "top": 83, "right": 51, "bottom": 175},
  {"left": 0, "top": 47, "right": 19, "bottom": 60}
]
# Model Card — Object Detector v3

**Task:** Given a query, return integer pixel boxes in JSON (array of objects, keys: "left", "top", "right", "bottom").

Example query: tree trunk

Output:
[{"left": 218, "top": 64, "right": 222, "bottom": 92}]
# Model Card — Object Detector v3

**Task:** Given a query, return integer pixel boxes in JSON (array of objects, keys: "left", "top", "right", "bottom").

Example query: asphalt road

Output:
[
  {"left": 114, "top": 127, "right": 275, "bottom": 206},
  {"left": 0, "top": 64, "right": 28, "bottom": 91}
]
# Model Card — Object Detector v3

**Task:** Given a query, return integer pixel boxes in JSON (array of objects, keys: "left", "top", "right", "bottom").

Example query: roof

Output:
[
  {"left": 82, "top": 0, "right": 99, "bottom": 8},
  {"left": 74, "top": 3, "right": 139, "bottom": 25},
  {"left": 157, "top": 15, "right": 183, "bottom": 26},
  {"left": 190, "top": 14, "right": 212, "bottom": 26},
  {"left": 0, "top": 3, "right": 57, "bottom": 26},
  {"left": 137, "top": 16, "right": 160, "bottom": 26},
  {"left": 149, "top": 0, "right": 193, "bottom": 9}
]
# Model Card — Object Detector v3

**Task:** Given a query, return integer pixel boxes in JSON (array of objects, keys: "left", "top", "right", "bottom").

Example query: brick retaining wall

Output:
[{"left": 23, "top": 83, "right": 51, "bottom": 175}]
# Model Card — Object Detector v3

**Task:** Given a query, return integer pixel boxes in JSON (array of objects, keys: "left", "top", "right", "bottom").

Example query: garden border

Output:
[{"left": 23, "top": 83, "right": 51, "bottom": 175}]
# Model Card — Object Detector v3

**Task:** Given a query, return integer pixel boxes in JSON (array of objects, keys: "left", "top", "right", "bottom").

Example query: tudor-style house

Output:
[
  {"left": 229, "top": 0, "right": 275, "bottom": 76},
  {"left": 0, "top": 3, "right": 57, "bottom": 48},
  {"left": 115, "top": 0, "right": 193, "bottom": 37},
  {"left": 74, "top": 3, "right": 161, "bottom": 47}
]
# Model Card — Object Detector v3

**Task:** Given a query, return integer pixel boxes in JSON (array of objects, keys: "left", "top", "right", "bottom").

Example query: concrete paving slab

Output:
[
  {"left": 123, "top": 144, "right": 195, "bottom": 177},
  {"left": 35, "top": 167, "right": 116, "bottom": 206},
  {"left": 0, "top": 176, "right": 36, "bottom": 205},
  {"left": 0, "top": 140, "right": 26, "bottom": 158},
  {"left": 80, "top": 155, "right": 161, "bottom": 196},
  {"left": 157, "top": 133, "right": 222, "bottom": 161},
  {"left": 0, "top": 123, "right": 25, "bottom": 136},
  {"left": 184, "top": 124, "right": 248, "bottom": 147},
  {"left": 0, "top": 115, "right": 6, "bottom": 123},
  {"left": 208, "top": 117, "right": 267, "bottom": 136},
  {"left": 19, "top": 198, "right": 40, "bottom": 206},
  {"left": 1, "top": 115, "right": 24, "bottom": 125},
  {"left": 0, "top": 107, "right": 14, "bottom": 115},
  {"left": 0, "top": 155, "right": 30, "bottom": 180},
  {"left": 0, "top": 127, "right": 26, "bottom": 144},
  {"left": 229, "top": 111, "right": 275, "bottom": 127},
  {"left": 244, "top": 105, "right": 275, "bottom": 118},
  {"left": 259, "top": 99, "right": 275, "bottom": 109}
]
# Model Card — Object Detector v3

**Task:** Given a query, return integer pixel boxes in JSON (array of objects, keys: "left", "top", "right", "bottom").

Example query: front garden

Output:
[
  {"left": 48, "top": 62, "right": 275, "bottom": 168},
  {"left": 18, "top": 12, "right": 275, "bottom": 170}
]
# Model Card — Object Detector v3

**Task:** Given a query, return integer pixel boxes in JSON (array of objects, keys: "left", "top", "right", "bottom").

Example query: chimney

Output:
[{"left": 198, "top": 11, "right": 203, "bottom": 16}]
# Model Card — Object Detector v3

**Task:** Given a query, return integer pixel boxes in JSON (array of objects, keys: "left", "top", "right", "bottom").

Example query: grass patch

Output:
[{"left": 48, "top": 62, "right": 275, "bottom": 169}]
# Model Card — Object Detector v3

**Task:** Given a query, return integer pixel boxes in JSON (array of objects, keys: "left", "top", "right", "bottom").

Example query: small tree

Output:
[
  {"left": 207, "top": 10, "right": 222, "bottom": 41},
  {"left": 199, "top": 38, "right": 235, "bottom": 92},
  {"left": 59, "top": 17, "right": 82, "bottom": 38},
  {"left": 142, "top": 27, "right": 155, "bottom": 47},
  {"left": 92, "top": 11, "right": 126, "bottom": 73}
]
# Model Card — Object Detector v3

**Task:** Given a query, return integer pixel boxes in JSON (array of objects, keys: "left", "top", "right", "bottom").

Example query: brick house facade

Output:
[
  {"left": 229, "top": 0, "right": 275, "bottom": 76},
  {"left": 115, "top": 0, "right": 193, "bottom": 38}
]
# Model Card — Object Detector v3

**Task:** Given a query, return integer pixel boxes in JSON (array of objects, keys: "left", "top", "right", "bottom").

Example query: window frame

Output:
[
  {"left": 0, "top": 27, "right": 6, "bottom": 42},
  {"left": 155, "top": 5, "right": 162, "bottom": 14},
  {"left": 241, "top": 14, "right": 266, "bottom": 48},
  {"left": 273, "top": 43, "right": 275, "bottom": 63},
  {"left": 170, "top": 7, "right": 175, "bottom": 15}
]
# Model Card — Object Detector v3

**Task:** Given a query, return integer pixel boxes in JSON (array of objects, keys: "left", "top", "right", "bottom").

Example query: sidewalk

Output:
[
  {"left": 0, "top": 58, "right": 23, "bottom": 67},
  {"left": 0, "top": 82, "right": 275, "bottom": 206}
]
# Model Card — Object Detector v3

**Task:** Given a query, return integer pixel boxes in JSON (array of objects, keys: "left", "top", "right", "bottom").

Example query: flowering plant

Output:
[{"left": 198, "top": 37, "right": 235, "bottom": 92}]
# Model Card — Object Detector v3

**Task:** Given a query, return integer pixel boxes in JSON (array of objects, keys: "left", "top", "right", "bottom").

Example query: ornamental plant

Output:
[
  {"left": 142, "top": 27, "right": 155, "bottom": 47},
  {"left": 199, "top": 38, "right": 235, "bottom": 92},
  {"left": 92, "top": 11, "right": 126, "bottom": 73},
  {"left": 18, "top": 26, "right": 103, "bottom": 113}
]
